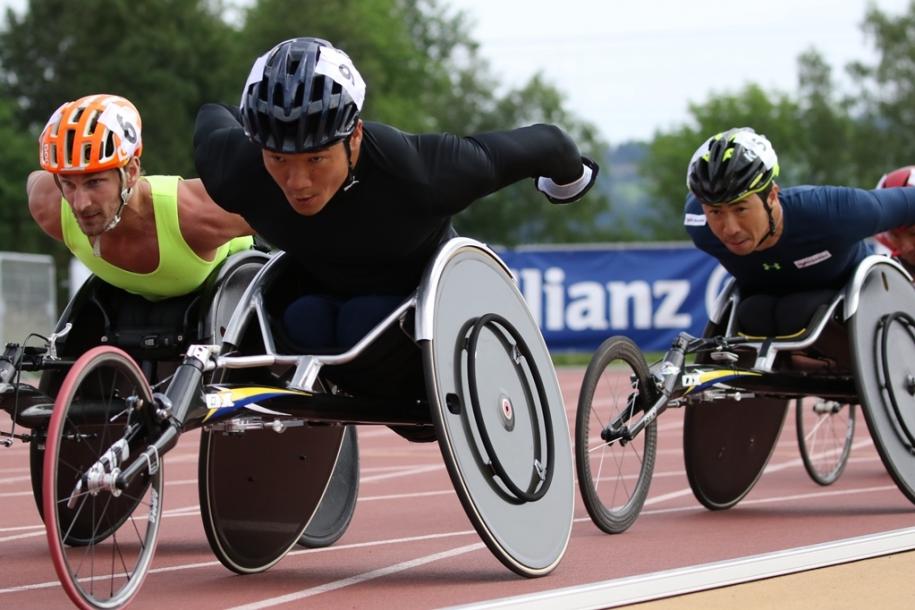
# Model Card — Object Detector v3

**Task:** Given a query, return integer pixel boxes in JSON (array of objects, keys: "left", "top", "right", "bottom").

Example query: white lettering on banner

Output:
[
  {"left": 510, "top": 267, "right": 693, "bottom": 332},
  {"left": 544, "top": 268, "right": 565, "bottom": 331},
  {"left": 567, "top": 282, "right": 609, "bottom": 331},
  {"left": 653, "top": 281, "right": 692, "bottom": 328},
  {"left": 608, "top": 281, "right": 652, "bottom": 329}
]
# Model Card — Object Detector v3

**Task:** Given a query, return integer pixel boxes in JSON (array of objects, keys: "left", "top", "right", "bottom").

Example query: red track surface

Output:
[{"left": 1, "top": 367, "right": 913, "bottom": 609}]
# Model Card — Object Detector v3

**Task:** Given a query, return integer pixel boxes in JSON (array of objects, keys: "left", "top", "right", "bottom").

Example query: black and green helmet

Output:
[{"left": 686, "top": 127, "right": 780, "bottom": 204}]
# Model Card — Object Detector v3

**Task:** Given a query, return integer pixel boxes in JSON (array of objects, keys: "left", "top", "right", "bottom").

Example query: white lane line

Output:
[
  {"left": 0, "top": 523, "right": 43, "bottom": 533},
  {"left": 227, "top": 543, "right": 486, "bottom": 610},
  {"left": 360, "top": 464, "right": 442, "bottom": 483},
  {"left": 361, "top": 464, "right": 440, "bottom": 474},
  {"left": 641, "top": 485, "right": 897, "bottom": 517},
  {"left": 640, "top": 437, "right": 878, "bottom": 508},
  {"left": 0, "top": 530, "right": 45, "bottom": 543},
  {"left": 0, "top": 490, "right": 33, "bottom": 498},
  {"left": 0, "top": 476, "right": 897, "bottom": 541},
  {"left": 359, "top": 489, "right": 454, "bottom": 502},
  {"left": 442, "top": 527, "right": 915, "bottom": 610},
  {"left": 0, "top": 529, "right": 483, "bottom": 596},
  {"left": 0, "top": 480, "right": 905, "bottom": 597},
  {"left": 0, "top": 477, "right": 198, "bottom": 499}
]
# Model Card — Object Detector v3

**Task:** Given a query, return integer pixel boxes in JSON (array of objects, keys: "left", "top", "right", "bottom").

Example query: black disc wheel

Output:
[{"left": 297, "top": 425, "right": 359, "bottom": 548}]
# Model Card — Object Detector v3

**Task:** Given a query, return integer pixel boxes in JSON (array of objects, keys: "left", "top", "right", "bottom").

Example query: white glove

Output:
[{"left": 535, "top": 156, "right": 599, "bottom": 204}]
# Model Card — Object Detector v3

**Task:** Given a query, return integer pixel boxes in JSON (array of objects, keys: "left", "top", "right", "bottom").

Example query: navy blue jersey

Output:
[
  {"left": 684, "top": 185, "right": 915, "bottom": 295},
  {"left": 194, "top": 104, "right": 585, "bottom": 297}
]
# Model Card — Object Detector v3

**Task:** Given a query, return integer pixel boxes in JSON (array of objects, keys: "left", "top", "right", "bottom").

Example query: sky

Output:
[
  {"left": 445, "top": 0, "right": 912, "bottom": 143},
  {"left": 1, "top": 0, "right": 910, "bottom": 143}
]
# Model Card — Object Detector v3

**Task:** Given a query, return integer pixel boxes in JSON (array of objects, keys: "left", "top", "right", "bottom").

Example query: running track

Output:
[{"left": 1, "top": 367, "right": 913, "bottom": 609}]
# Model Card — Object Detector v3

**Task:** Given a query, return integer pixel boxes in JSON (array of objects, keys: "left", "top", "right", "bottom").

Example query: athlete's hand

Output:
[{"left": 535, "top": 156, "right": 600, "bottom": 204}]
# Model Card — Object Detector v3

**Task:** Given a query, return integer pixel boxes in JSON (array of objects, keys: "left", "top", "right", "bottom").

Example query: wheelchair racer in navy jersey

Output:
[{"left": 683, "top": 127, "right": 915, "bottom": 342}]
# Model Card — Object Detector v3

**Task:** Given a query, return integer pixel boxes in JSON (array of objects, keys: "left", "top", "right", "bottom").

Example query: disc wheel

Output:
[
  {"left": 43, "top": 346, "right": 162, "bottom": 610},
  {"left": 421, "top": 239, "right": 574, "bottom": 577},
  {"left": 575, "top": 336, "right": 657, "bottom": 534},
  {"left": 849, "top": 263, "right": 915, "bottom": 505},
  {"left": 297, "top": 425, "right": 359, "bottom": 548},
  {"left": 795, "top": 397, "right": 855, "bottom": 486}
]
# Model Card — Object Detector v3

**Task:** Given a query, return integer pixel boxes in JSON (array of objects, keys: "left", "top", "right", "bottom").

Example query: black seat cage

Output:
[
  {"left": 208, "top": 238, "right": 508, "bottom": 393},
  {"left": 706, "top": 256, "right": 913, "bottom": 371}
]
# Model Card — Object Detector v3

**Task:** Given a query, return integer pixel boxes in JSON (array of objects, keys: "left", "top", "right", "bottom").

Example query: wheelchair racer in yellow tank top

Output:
[{"left": 27, "top": 94, "right": 254, "bottom": 301}]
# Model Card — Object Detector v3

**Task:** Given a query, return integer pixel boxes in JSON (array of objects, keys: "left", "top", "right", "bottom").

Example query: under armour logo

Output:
[{"left": 762, "top": 262, "right": 781, "bottom": 271}]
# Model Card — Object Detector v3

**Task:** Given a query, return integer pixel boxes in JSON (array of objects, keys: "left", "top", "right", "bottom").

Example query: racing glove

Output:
[{"left": 535, "top": 156, "right": 600, "bottom": 204}]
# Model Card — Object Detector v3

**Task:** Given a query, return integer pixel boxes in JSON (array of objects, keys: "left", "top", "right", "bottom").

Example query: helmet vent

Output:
[{"left": 64, "top": 130, "right": 75, "bottom": 165}]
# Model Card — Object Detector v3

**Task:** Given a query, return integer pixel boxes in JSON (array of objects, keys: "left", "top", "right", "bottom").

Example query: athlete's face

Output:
[
  {"left": 57, "top": 160, "right": 138, "bottom": 237},
  {"left": 701, "top": 187, "right": 780, "bottom": 256},
  {"left": 262, "top": 122, "right": 364, "bottom": 216}
]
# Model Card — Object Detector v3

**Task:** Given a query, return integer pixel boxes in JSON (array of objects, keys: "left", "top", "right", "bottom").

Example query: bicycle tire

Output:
[
  {"left": 575, "top": 335, "right": 657, "bottom": 534},
  {"left": 43, "top": 346, "right": 162, "bottom": 610}
]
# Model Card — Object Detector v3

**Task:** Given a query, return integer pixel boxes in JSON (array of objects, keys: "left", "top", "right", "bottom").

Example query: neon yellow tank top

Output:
[{"left": 61, "top": 175, "right": 253, "bottom": 301}]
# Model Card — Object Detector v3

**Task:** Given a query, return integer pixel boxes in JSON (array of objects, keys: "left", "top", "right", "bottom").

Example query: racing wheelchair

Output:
[
  {"left": 576, "top": 255, "right": 915, "bottom": 534},
  {"left": 0, "top": 247, "right": 360, "bottom": 550},
  {"left": 39, "top": 237, "right": 574, "bottom": 609}
]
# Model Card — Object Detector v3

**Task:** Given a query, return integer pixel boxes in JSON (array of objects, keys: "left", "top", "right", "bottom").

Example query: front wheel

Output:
[
  {"left": 43, "top": 346, "right": 163, "bottom": 610},
  {"left": 575, "top": 336, "right": 657, "bottom": 534},
  {"left": 795, "top": 397, "right": 856, "bottom": 486}
]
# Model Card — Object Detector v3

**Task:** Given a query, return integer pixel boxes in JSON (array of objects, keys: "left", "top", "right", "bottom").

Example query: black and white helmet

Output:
[
  {"left": 687, "top": 127, "right": 779, "bottom": 204},
  {"left": 240, "top": 37, "right": 366, "bottom": 153}
]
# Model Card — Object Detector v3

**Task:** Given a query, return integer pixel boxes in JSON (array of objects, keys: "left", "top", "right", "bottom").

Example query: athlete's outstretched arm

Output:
[
  {"left": 26, "top": 170, "right": 64, "bottom": 241},
  {"left": 177, "top": 178, "right": 254, "bottom": 257},
  {"left": 372, "top": 123, "right": 597, "bottom": 214},
  {"left": 193, "top": 103, "right": 265, "bottom": 214}
]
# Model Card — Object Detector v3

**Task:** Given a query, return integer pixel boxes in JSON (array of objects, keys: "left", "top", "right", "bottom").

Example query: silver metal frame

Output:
[
  {"left": 708, "top": 255, "right": 913, "bottom": 371},
  {"left": 195, "top": 242, "right": 508, "bottom": 393}
]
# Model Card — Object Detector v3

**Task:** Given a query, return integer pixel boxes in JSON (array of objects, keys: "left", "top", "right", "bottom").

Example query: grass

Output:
[{"left": 551, "top": 351, "right": 666, "bottom": 367}]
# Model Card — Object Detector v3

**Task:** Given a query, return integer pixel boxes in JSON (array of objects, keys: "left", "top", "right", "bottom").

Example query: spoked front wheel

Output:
[
  {"left": 43, "top": 346, "right": 163, "bottom": 610},
  {"left": 795, "top": 396, "right": 856, "bottom": 486},
  {"left": 575, "top": 336, "right": 657, "bottom": 534}
]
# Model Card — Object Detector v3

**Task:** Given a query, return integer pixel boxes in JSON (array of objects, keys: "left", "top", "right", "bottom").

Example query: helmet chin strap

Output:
[
  {"left": 754, "top": 193, "right": 778, "bottom": 250},
  {"left": 341, "top": 136, "right": 358, "bottom": 192}
]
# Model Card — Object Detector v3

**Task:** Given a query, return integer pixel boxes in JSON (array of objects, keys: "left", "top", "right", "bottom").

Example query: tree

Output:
[
  {"left": 0, "top": 0, "right": 614, "bottom": 261},
  {"left": 637, "top": 3, "right": 915, "bottom": 242},
  {"left": 239, "top": 0, "right": 615, "bottom": 245},
  {"left": 453, "top": 74, "right": 615, "bottom": 244},
  {"left": 640, "top": 84, "right": 798, "bottom": 240},
  {"left": 848, "top": 0, "right": 915, "bottom": 174},
  {"left": 0, "top": 96, "right": 49, "bottom": 252},
  {"left": 0, "top": 0, "right": 240, "bottom": 177}
]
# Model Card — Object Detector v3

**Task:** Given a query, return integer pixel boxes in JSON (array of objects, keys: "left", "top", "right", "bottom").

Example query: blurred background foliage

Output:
[{"left": 1, "top": 0, "right": 914, "bottom": 281}]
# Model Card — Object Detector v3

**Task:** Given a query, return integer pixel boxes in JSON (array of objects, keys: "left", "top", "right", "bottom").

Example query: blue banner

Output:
[{"left": 496, "top": 244, "right": 728, "bottom": 352}]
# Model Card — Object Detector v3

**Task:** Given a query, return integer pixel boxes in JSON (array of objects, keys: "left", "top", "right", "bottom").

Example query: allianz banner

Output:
[{"left": 496, "top": 244, "right": 728, "bottom": 352}]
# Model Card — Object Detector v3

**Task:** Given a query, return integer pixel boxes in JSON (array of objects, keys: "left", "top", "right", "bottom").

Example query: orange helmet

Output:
[{"left": 39, "top": 94, "right": 143, "bottom": 174}]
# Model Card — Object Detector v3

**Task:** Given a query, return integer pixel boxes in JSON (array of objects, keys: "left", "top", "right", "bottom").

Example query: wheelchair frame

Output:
[
  {"left": 38, "top": 237, "right": 574, "bottom": 610},
  {"left": 576, "top": 255, "right": 915, "bottom": 534}
]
